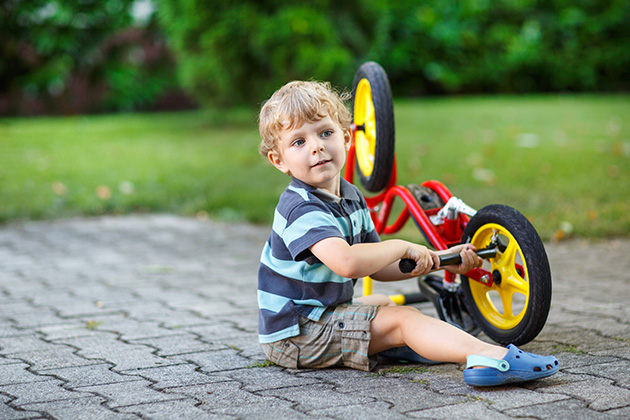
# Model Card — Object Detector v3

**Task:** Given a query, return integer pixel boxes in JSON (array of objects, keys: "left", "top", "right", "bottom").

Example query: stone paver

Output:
[{"left": 1, "top": 215, "right": 629, "bottom": 419}]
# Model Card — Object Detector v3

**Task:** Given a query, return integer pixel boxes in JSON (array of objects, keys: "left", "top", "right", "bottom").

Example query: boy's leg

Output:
[
  {"left": 368, "top": 305, "right": 508, "bottom": 363},
  {"left": 355, "top": 294, "right": 395, "bottom": 306}
]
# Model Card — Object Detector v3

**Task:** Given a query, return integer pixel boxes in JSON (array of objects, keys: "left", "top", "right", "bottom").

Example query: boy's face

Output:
[{"left": 268, "top": 115, "right": 352, "bottom": 196}]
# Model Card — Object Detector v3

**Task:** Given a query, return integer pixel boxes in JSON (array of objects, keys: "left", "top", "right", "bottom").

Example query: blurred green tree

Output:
[
  {"left": 157, "top": 0, "right": 629, "bottom": 106},
  {"left": 156, "top": 0, "right": 386, "bottom": 106},
  {"left": 4, "top": 0, "right": 627, "bottom": 113},
  {"left": 372, "top": 0, "right": 630, "bottom": 95},
  {"left": 0, "top": 0, "right": 185, "bottom": 115}
]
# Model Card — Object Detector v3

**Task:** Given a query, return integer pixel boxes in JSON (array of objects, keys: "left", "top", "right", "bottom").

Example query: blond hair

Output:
[{"left": 258, "top": 81, "right": 352, "bottom": 157}]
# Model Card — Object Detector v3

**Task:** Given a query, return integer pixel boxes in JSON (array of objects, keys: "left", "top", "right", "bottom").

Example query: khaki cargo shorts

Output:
[{"left": 261, "top": 304, "right": 379, "bottom": 372}]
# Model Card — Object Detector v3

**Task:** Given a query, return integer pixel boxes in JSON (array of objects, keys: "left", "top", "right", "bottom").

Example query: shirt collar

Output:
[{"left": 289, "top": 177, "right": 361, "bottom": 203}]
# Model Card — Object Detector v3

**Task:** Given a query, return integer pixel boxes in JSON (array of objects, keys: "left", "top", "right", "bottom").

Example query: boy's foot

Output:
[{"left": 463, "top": 344, "right": 559, "bottom": 386}]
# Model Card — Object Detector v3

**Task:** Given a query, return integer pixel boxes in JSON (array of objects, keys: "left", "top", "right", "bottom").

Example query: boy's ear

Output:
[
  {"left": 268, "top": 150, "right": 289, "bottom": 174},
  {"left": 344, "top": 128, "right": 352, "bottom": 152}
]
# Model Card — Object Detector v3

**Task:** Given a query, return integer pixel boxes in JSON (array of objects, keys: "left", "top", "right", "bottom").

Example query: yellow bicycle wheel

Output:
[
  {"left": 354, "top": 78, "right": 377, "bottom": 178},
  {"left": 461, "top": 205, "right": 552, "bottom": 346},
  {"left": 351, "top": 62, "right": 394, "bottom": 192},
  {"left": 468, "top": 224, "right": 529, "bottom": 330}
]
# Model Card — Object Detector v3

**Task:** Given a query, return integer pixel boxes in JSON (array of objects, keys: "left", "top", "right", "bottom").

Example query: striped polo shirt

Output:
[{"left": 257, "top": 177, "right": 380, "bottom": 344}]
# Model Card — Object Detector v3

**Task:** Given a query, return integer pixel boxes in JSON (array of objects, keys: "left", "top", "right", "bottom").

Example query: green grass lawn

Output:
[{"left": 1, "top": 94, "right": 628, "bottom": 241}]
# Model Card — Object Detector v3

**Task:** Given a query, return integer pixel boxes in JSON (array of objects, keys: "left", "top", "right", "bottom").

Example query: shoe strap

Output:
[{"left": 466, "top": 355, "right": 510, "bottom": 372}]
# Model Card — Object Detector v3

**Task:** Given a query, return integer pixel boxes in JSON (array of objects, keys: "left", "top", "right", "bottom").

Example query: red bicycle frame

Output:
[{"left": 344, "top": 128, "right": 490, "bottom": 287}]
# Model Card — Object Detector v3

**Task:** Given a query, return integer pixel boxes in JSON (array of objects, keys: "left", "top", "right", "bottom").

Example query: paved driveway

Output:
[{"left": 1, "top": 215, "right": 629, "bottom": 419}]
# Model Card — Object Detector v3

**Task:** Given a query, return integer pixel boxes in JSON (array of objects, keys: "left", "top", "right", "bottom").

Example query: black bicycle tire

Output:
[
  {"left": 460, "top": 204, "right": 552, "bottom": 346},
  {"left": 351, "top": 62, "right": 395, "bottom": 192}
]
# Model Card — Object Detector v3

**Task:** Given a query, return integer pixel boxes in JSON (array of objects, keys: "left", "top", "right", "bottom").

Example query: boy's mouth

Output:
[{"left": 312, "top": 159, "right": 331, "bottom": 168}]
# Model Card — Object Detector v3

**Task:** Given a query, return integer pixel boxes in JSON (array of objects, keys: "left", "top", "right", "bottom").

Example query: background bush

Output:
[
  {"left": 2, "top": 1, "right": 628, "bottom": 113},
  {"left": 379, "top": 0, "right": 630, "bottom": 96},
  {"left": 157, "top": 0, "right": 629, "bottom": 106},
  {"left": 0, "top": 0, "right": 189, "bottom": 115},
  {"left": 156, "top": 0, "right": 383, "bottom": 106}
]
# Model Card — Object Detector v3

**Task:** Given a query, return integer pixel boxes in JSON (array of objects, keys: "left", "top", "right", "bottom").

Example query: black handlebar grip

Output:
[
  {"left": 399, "top": 255, "right": 460, "bottom": 273},
  {"left": 399, "top": 258, "right": 416, "bottom": 273},
  {"left": 437, "top": 253, "right": 462, "bottom": 267}
]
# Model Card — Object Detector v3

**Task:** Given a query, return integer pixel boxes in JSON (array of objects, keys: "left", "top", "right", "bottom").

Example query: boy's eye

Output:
[
  {"left": 321, "top": 130, "right": 333, "bottom": 138},
  {"left": 293, "top": 139, "right": 305, "bottom": 146}
]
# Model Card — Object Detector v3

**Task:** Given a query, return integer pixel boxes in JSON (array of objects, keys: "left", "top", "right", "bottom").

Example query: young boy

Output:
[{"left": 256, "top": 80, "right": 559, "bottom": 386}]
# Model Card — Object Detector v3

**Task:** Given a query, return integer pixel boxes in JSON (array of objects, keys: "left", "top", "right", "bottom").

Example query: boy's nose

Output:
[{"left": 311, "top": 140, "right": 325, "bottom": 153}]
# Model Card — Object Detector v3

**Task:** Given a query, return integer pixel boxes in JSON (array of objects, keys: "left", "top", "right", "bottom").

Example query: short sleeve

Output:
[{"left": 282, "top": 201, "right": 345, "bottom": 261}]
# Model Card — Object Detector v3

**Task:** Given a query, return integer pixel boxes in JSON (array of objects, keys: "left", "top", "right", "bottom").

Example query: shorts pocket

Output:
[
  {"left": 334, "top": 319, "right": 372, "bottom": 371},
  {"left": 267, "top": 339, "right": 300, "bottom": 369}
]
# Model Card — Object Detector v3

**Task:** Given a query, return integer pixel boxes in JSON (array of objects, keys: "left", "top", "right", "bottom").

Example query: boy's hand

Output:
[
  {"left": 402, "top": 245, "right": 440, "bottom": 276},
  {"left": 440, "top": 244, "right": 483, "bottom": 274}
]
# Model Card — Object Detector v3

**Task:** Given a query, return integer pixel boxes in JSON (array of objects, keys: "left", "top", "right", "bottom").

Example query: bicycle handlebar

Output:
[{"left": 398, "top": 247, "right": 499, "bottom": 273}]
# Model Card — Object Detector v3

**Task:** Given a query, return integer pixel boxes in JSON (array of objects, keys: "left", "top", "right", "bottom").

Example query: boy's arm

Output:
[
  {"left": 310, "top": 239, "right": 483, "bottom": 281},
  {"left": 309, "top": 237, "right": 439, "bottom": 279}
]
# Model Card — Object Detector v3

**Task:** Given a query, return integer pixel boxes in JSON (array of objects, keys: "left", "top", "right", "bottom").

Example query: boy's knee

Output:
[
  {"left": 356, "top": 293, "right": 395, "bottom": 306},
  {"left": 399, "top": 305, "right": 423, "bottom": 319},
  {"left": 387, "top": 305, "right": 431, "bottom": 327},
  {"left": 376, "top": 304, "right": 424, "bottom": 324}
]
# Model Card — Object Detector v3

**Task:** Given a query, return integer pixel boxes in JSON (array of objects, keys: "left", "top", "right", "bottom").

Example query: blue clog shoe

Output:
[{"left": 463, "top": 344, "right": 559, "bottom": 386}]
